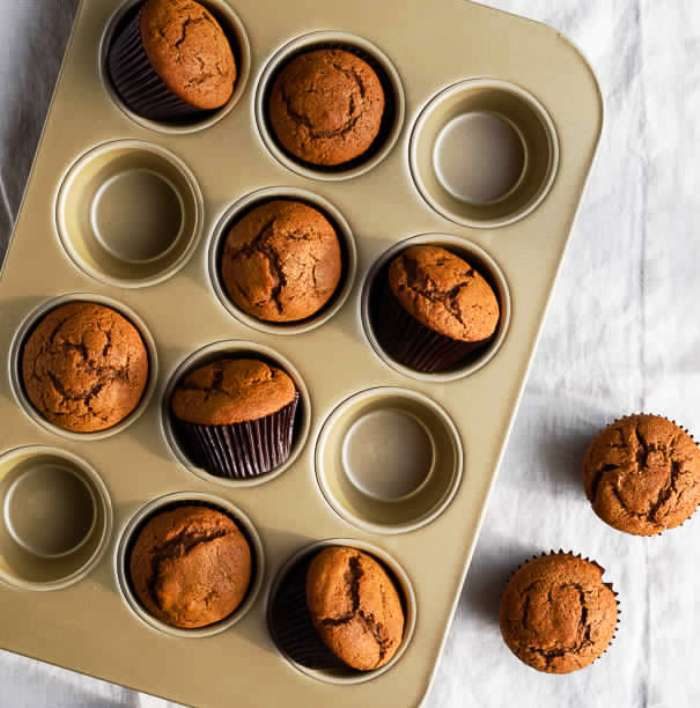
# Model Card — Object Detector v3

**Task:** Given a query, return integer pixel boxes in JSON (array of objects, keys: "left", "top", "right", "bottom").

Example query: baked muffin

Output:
[
  {"left": 129, "top": 505, "right": 252, "bottom": 629},
  {"left": 583, "top": 414, "right": 700, "bottom": 535},
  {"left": 171, "top": 358, "right": 299, "bottom": 479},
  {"left": 270, "top": 546, "right": 405, "bottom": 673},
  {"left": 372, "top": 245, "right": 500, "bottom": 372},
  {"left": 268, "top": 49, "right": 385, "bottom": 167},
  {"left": 306, "top": 547, "right": 405, "bottom": 671},
  {"left": 500, "top": 552, "right": 618, "bottom": 674},
  {"left": 109, "top": 0, "right": 236, "bottom": 121},
  {"left": 220, "top": 200, "right": 342, "bottom": 323},
  {"left": 21, "top": 302, "right": 149, "bottom": 433}
]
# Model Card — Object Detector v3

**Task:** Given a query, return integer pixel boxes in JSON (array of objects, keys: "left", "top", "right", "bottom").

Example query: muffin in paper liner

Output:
[
  {"left": 175, "top": 394, "right": 299, "bottom": 480},
  {"left": 108, "top": 7, "right": 204, "bottom": 122},
  {"left": 372, "top": 277, "right": 484, "bottom": 373},
  {"left": 268, "top": 553, "right": 347, "bottom": 671},
  {"left": 499, "top": 550, "right": 620, "bottom": 674},
  {"left": 582, "top": 413, "right": 700, "bottom": 536}
]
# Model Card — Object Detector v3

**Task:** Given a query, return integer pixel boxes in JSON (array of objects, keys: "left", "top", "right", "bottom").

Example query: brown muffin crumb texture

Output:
[
  {"left": 306, "top": 547, "right": 405, "bottom": 671},
  {"left": 268, "top": 49, "right": 386, "bottom": 166},
  {"left": 388, "top": 245, "right": 500, "bottom": 342},
  {"left": 21, "top": 302, "right": 149, "bottom": 433},
  {"left": 140, "top": 0, "right": 236, "bottom": 110},
  {"left": 129, "top": 505, "right": 252, "bottom": 629},
  {"left": 499, "top": 553, "right": 618, "bottom": 674},
  {"left": 583, "top": 414, "right": 700, "bottom": 535},
  {"left": 221, "top": 200, "right": 342, "bottom": 323},
  {"left": 171, "top": 358, "right": 297, "bottom": 426}
]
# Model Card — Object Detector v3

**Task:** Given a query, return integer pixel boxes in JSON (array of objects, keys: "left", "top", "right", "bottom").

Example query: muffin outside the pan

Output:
[
  {"left": 129, "top": 505, "right": 252, "bottom": 629},
  {"left": 373, "top": 245, "right": 500, "bottom": 373},
  {"left": 108, "top": 0, "right": 237, "bottom": 122},
  {"left": 500, "top": 552, "right": 618, "bottom": 674},
  {"left": 220, "top": 199, "right": 343, "bottom": 323},
  {"left": 270, "top": 546, "right": 405, "bottom": 672},
  {"left": 21, "top": 302, "right": 149, "bottom": 433},
  {"left": 583, "top": 414, "right": 700, "bottom": 536},
  {"left": 268, "top": 48, "right": 386, "bottom": 167},
  {"left": 171, "top": 358, "right": 300, "bottom": 479}
]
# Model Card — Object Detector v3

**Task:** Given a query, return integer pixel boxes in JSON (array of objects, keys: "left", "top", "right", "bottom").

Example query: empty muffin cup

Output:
[
  {"left": 116, "top": 492, "right": 264, "bottom": 637},
  {"left": 57, "top": 140, "right": 203, "bottom": 287},
  {"left": 316, "top": 388, "right": 463, "bottom": 533},
  {"left": 102, "top": 0, "right": 251, "bottom": 132},
  {"left": 255, "top": 31, "right": 405, "bottom": 180},
  {"left": 363, "top": 234, "right": 511, "bottom": 381},
  {"left": 410, "top": 79, "right": 559, "bottom": 228},
  {"left": 0, "top": 447, "right": 112, "bottom": 590},
  {"left": 267, "top": 539, "right": 416, "bottom": 684}
]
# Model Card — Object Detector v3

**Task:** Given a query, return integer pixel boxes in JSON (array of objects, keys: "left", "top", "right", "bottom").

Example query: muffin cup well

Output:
[
  {"left": 174, "top": 395, "right": 300, "bottom": 480},
  {"left": 374, "top": 278, "right": 485, "bottom": 373},
  {"left": 108, "top": 8, "right": 202, "bottom": 123}
]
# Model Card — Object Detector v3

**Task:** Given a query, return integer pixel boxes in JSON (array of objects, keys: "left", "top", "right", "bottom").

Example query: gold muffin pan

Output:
[{"left": 0, "top": 0, "right": 602, "bottom": 705}]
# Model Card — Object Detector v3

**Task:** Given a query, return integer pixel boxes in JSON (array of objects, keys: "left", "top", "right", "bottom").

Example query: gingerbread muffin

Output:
[
  {"left": 372, "top": 245, "right": 500, "bottom": 373},
  {"left": 500, "top": 552, "right": 618, "bottom": 674},
  {"left": 268, "top": 49, "right": 386, "bottom": 167},
  {"left": 583, "top": 414, "right": 700, "bottom": 536},
  {"left": 171, "top": 358, "right": 300, "bottom": 479},
  {"left": 21, "top": 302, "right": 149, "bottom": 433},
  {"left": 109, "top": 0, "right": 237, "bottom": 121},
  {"left": 220, "top": 200, "right": 342, "bottom": 323},
  {"left": 129, "top": 505, "right": 252, "bottom": 629},
  {"left": 305, "top": 547, "right": 405, "bottom": 671}
]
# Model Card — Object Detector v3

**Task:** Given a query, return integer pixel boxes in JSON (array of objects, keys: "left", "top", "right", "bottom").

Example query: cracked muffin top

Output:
[
  {"left": 268, "top": 48, "right": 385, "bottom": 167},
  {"left": 306, "top": 546, "right": 405, "bottom": 671},
  {"left": 21, "top": 302, "right": 149, "bottom": 434},
  {"left": 583, "top": 414, "right": 700, "bottom": 535},
  {"left": 388, "top": 245, "right": 500, "bottom": 343},
  {"left": 500, "top": 553, "right": 618, "bottom": 674},
  {"left": 171, "top": 358, "right": 297, "bottom": 426},
  {"left": 139, "top": 0, "right": 236, "bottom": 110},
  {"left": 220, "top": 200, "right": 342, "bottom": 323},
  {"left": 129, "top": 505, "right": 252, "bottom": 629}
]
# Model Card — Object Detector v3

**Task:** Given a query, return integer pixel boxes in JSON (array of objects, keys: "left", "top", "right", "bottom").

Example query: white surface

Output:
[{"left": 1, "top": 1, "right": 699, "bottom": 706}]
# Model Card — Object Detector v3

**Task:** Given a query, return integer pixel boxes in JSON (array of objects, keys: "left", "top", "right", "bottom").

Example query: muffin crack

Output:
[{"left": 279, "top": 87, "right": 362, "bottom": 141}]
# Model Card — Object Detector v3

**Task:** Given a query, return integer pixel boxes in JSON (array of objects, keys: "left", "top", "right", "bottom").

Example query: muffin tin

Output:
[{"left": 0, "top": 0, "right": 602, "bottom": 705}]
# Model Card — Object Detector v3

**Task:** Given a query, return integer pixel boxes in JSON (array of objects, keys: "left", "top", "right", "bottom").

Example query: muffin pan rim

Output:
[
  {"left": 55, "top": 138, "right": 206, "bottom": 289},
  {"left": 254, "top": 29, "right": 407, "bottom": 182},
  {"left": 315, "top": 385, "right": 464, "bottom": 535},
  {"left": 266, "top": 537, "right": 417, "bottom": 685},
  {"left": 160, "top": 339, "right": 313, "bottom": 488},
  {"left": 8, "top": 293, "right": 160, "bottom": 443},
  {"left": 114, "top": 490, "right": 266, "bottom": 638},
  {"left": 98, "top": 0, "right": 253, "bottom": 135},
  {"left": 361, "top": 233, "right": 513, "bottom": 382},
  {"left": 207, "top": 186, "right": 359, "bottom": 336},
  {"left": 0, "top": 444, "right": 114, "bottom": 592},
  {"left": 409, "top": 77, "right": 560, "bottom": 229}
]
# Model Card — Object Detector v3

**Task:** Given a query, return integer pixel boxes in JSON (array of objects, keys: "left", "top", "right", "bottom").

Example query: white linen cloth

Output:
[{"left": 1, "top": 1, "right": 699, "bottom": 706}]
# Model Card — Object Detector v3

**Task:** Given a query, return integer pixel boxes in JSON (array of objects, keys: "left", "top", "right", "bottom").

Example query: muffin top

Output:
[
  {"left": 268, "top": 49, "right": 385, "bottom": 167},
  {"left": 500, "top": 553, "right": 618, "bottom": 674},
  {"left": 583, "top": 414, "right": 700, "bottom": 535},
  {"left": 129, "top": 505, "right": 252, "bottom": 629},
  {"left": 21, "top": 302, "right": 149, "bottom": 433},
  {"left": 140, "top": 0, "right": 236, "bottom": 110},
  {"left": 306, "top": 546, "right": 405, "bottom": 671},
  {"left": 221, "top": 200, "right": 342, "bottom": 323},
  {"left": 171, "top": 358, "right": 297, "bottom": 426},
  {"left": 388, "top": 245, "right": 500, "bottom": 343}
]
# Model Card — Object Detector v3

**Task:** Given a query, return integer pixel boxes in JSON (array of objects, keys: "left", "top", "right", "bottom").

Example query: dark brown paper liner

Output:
[
  {"left": 268, "top": 554, "right": 346, "bottom": 671},
  {"left": 373, "top": 279, "right": 486, "bottom": 374},
  {"left": 175, "top": 395, "right": 299, "bottom": 480},
  {"left": 108, "top": 7, "right": 206, "bottom": 122},
  {"left": 500, "top": 550, "right": 620, "bottom": 673}
]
